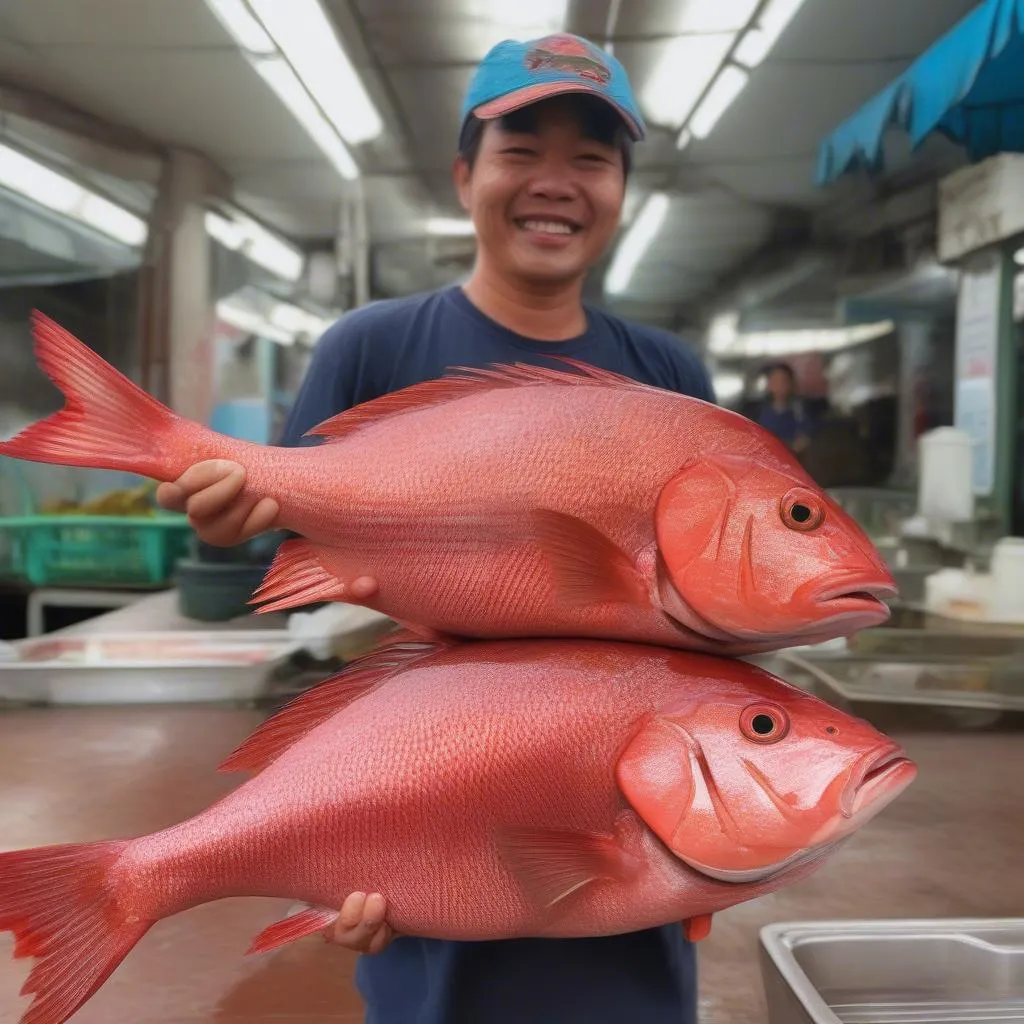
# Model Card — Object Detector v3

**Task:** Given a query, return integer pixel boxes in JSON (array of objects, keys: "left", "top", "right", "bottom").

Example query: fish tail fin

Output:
[
  {"left": 0, "top": 839, "right": 152, "bottom": 1024},
  {"left": 0, "top": 311, "right": 185, "bottom": 477}
]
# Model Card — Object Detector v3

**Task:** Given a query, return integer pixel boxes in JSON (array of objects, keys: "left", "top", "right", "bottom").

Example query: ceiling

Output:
[{"left": 0, "top": 0, "right": 985, "bottom": 323}]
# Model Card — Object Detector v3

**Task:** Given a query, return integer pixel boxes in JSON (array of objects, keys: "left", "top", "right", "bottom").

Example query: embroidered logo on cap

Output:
[{"left": 524, "top": 34, "right": 612, "bottom": 86}]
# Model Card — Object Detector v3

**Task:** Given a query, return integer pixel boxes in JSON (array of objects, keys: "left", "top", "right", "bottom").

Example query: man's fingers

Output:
[
  {"left": 155, "top": 482, "right": 186, "bottom": 512},
  {"left": 240, "top": 497, "right": 281, "bottom": 539},
  {"left": 185, "top": 468, "right": 246, "bottom": 522},
  {"left": 366, "top": 923, "right": 394, "bottom": 955},
  {"left": 337, "top": 891, "right": 368, "bottom": 931}
]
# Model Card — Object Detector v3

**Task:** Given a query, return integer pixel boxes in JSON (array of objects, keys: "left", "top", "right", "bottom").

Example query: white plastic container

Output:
[
  {"left": 917, "top": 427, "right": 975, "bottom": 526},
  {"left": 990, "top": 537, "right": 1024, "bottom": 623}
]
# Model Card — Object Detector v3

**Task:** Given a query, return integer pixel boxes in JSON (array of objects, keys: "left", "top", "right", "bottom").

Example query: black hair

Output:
[
  {"left": 762, "top": 362, "right": 796, "bottom": 381},
  {"left": 458, "top": 93, "right": 634, "bottom": 178}
]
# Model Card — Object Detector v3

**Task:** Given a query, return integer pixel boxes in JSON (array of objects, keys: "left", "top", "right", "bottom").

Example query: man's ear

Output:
[{"left": 453, "top": 155, "right": 472, "bottom": 212}]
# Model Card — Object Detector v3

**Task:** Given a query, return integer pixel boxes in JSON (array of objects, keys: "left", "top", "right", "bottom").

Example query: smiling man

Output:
[{"left": 157, "top": 31, "right": 715, "bottom": 1024}]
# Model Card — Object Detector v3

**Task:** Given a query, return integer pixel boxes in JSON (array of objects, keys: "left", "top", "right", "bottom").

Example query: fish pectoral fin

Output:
[
  {"left": 246, "top": 905, "right": 340, "bottom": 955},
  {"left": 530, "top": 510, "right": 647, "bottom": 606},
  {"left": 250, "top": 539, "right": 359, "bottom": 615},
  {"left": 495, "top": 825, "right": 632, "bottom": 910},
  {"left": 683, "top": 914, "right": 713, "bottom": 942}
]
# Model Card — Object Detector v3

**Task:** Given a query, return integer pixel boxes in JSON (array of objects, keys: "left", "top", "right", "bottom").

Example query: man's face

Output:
[
  {"left": 454, "top": 98, "right": 627, "bottom": 288},
  {"left": 767, "top": 369, "right": 794, "bottom": 401}
]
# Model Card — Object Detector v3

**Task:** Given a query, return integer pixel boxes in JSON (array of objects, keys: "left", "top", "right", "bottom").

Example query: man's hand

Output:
[
  {"left": 156, "top": 459, "right": 380, "bottom": 600},
  {"left": 156, "top": 460, "right": 281, "bottom": 547},
  {"left": 324, "top": 892, "right": 395, "bottom": 955}
]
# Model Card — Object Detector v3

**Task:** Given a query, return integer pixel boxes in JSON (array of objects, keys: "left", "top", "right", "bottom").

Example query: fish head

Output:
[
  {"left": 615, "top": 659, "right": 917, "bottom": 885},
  {"left": 654, "top": 454, "right": 897, "bottom": 646}
]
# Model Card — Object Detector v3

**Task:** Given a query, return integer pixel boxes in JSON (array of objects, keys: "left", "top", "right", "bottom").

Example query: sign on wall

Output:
[{"left": 953, "top": 250, "right": 1001, "bottom": 497}]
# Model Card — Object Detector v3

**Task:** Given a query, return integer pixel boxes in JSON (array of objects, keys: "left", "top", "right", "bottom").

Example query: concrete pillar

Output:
[
  {"left": 165, "top": 149, "right": 214, "bottom": 422},
  {"left": 893, "top": 318, "right": 932, "bottom": 485}
]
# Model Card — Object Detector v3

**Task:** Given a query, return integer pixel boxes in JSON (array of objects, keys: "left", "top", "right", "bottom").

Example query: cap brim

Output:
[{"left": 473, "top": 81, "right": 645, "bottom": 141}]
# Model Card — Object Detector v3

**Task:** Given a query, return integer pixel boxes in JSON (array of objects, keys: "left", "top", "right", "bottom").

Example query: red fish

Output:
[
  {"left": 0, "top": 637, "right": 915, "bottom": 1024},
  {"left": 0, "top": 313, "right": 896, "bottom": 654}
]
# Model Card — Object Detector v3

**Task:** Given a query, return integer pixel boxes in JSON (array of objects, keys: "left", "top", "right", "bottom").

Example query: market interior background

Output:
[{"left": 1, "top": 1, "right": 1023, "bottom": 1022}]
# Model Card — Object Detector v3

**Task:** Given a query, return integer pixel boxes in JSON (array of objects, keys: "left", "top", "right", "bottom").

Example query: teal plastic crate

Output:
[{"left": 0, "top": 513, "right": 194, "bottom": 587}]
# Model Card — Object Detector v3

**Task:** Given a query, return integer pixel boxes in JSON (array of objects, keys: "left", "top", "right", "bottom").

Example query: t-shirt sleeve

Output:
[{"left": 277, "top": 313, "right": 374, "bottom": 448}]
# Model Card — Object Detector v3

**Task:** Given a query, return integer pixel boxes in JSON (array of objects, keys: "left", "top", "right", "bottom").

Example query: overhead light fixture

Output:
[
  {"left": 0, "top": 144, "right": 148, "bottom": 247},
  {"left": 204, "top": 0, "right": 375, "bottom": 181},
  {"left": 425, "top": 217, "right": 476, "bottom": 237},
  {"left": 643, "top": 35, "right": 736, "bottom": 128},
  {"left": 205, "top": 0, "right": 274, "bottom": 54},
  {"left": 268, "top": 301, "right": 333, "bottom": 337},
  {"left": 734, "top": 0, "right": 808, "bottom": 67},
  {"left": 711, "top": 371, "right": 745, "bottom": 404},
  {"left": 708, "top": 319, "right": 895, "bottom": 358},
  {"left": 604, "top": 192, "right": 670, "bottom": 296},
  {"left": 641, "top": 0, "right": 758, "bottom": 127},
  {"left": 690, "top": 65, "right": 749, "bottom": 139},
  {"left": 205, "top": 209, "right": 305, "bottom": 283},
  {"left": 216, "top": 298, "right": 294, "bottom": 344},
  {"left": 248, "top": 0, "right": 382, "bottom": 145},
  {"left": 467, "top": 0, "right": 568, "bottom": 31},
  {"left": 253, "top": 58, "right": 359, "bottom": 179}
]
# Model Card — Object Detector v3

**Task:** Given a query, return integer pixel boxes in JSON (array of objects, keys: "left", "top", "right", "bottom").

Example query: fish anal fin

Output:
[
  {"left": 531, "top": 510, "right": 647, "bottom": 606},
  {"left": 218, "top": 637, "right": 450, "bottom": 774},
  {"left": 246, "top": 905, "right": 339, "bottom": 955},
  {"left": 495, "top": 825, "right": 634, "bottom": 911},
  {"left": 683, "top": 913, "right": 713, "bottom": 942},
  {"left": 250, "top": 539, "right": 356, "bottom": 614},
  {"left": 306, "top": 359, "right": 658, "bottom": 443}
]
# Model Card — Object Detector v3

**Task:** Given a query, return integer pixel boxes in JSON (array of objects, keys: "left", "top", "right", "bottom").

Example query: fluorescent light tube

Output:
[
  {"left": 643, "top": 34, "right": 736, "bottom": 127},
  {"left": 604, "top": 192, "right": 670, "bottom": 296},
  {"left": 425, "top": 217, "right": 476, "bottom": 237},
  {"left": 734, "top": 0, "right": 808, "bottom": 67},
  {"left": 690, "top": 65, "right": 749, "bottom": 139},
  {"left": 206, "top": 209, "right": 305, "bottom": 283},
  {"left": 249, "top": 0, "right": 382, "bottom": 145},
  {"left": 205, "top": 0, "right": 275, "bottom": 54},
  {"left": 253, "top": 57, "right": 359, "bottom": 180},
  {"left": 0, "top": 143, "right": 147, "bottom": 247}
]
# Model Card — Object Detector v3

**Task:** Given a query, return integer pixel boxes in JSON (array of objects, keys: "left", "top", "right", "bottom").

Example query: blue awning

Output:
[{"left": 817, "top": 0, "right": 1024, "bottom": 184}]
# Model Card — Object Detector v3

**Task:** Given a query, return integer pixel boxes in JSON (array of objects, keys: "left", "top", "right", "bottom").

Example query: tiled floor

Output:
[{"left": 0, "top": 703, "right": 1021, "bottom": 1024}]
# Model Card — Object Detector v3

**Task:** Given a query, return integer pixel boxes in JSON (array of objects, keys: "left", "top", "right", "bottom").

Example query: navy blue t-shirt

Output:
[{"left": 279, "top": 284, "right": 714, "bottom": 1024}]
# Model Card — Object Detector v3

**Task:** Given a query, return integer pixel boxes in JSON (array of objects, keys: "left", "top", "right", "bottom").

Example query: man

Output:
[
  {"left": 756, "top": 361, "right": 818, "bottom": 454},
  {"left": 159, "top": 32, "right": 714, "bottom": 1024}
]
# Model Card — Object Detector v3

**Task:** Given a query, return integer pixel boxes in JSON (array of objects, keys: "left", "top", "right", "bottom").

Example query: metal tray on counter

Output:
[
  {"left": 760, "top": 917, "right": 1024, "bottom": 1023},
  {"left": 774, "top": 645, "right": 1024, "bottom": 729},
  {"left": 0, "top": 630, "right": 302, "bottom": 705}
]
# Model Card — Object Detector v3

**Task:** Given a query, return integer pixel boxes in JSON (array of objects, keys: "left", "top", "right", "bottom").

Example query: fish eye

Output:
[
  {"left": 740, "top": 703, "right": 790, "bottom": 744},
  {"left": 780, "top": 488, "right": 825, "bottom": 532}
]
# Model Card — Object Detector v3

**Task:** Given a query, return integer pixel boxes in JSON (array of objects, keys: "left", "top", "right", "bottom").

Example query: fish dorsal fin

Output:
[
  {"left": 218, "top": 634, "right": 450, "bottom": 774},
  {"left": 306, "top": 358, "right": 660, "bottom": 442}
]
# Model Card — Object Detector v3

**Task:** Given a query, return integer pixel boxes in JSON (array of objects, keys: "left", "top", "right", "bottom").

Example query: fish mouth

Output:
[
  {"left": 842, "top": 744, "right": 917, "bottom": 819},
  {"left": 815, "top": 577, "right": 898, "bottom": 619}
]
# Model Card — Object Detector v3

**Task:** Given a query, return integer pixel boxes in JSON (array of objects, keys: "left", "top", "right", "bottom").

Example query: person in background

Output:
[
  {"left": 756, "top": 360, "right": 818, "bottom": 454},
  {"left": 156, "top": 31, "right": 714, "bottom": 1024}
]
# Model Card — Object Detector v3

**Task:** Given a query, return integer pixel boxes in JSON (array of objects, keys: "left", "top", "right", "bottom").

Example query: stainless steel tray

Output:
[
  {"left": 777, "top": 649, "right": 1024, "bottom": 716},
  {"left": 760, "top": 918, "right": 1024, "bottom": 1023},
  {"left": 0, "top": 630, "right": 302, "bottom": 705}
]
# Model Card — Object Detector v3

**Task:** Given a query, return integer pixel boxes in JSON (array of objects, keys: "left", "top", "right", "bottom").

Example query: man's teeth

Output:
[{"left": 522, "top": 220, "right": 574, "bottom": 234}]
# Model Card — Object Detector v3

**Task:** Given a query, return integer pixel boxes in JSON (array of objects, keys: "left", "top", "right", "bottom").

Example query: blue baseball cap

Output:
[{"left": 460, "top": 33, "right": 646, "bottom": 142}]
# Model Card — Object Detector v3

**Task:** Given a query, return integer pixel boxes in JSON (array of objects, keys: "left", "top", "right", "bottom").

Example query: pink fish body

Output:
[
  {"left": 0, "top": 637, "right": 916, "bottom": 1024},
  {"left": 0, "top": 313, "right": 896, "bottom": 654}
]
